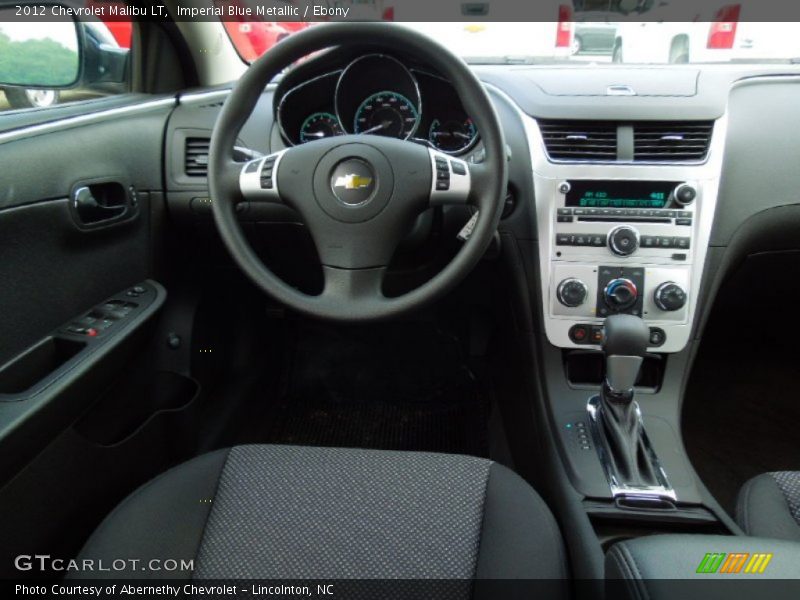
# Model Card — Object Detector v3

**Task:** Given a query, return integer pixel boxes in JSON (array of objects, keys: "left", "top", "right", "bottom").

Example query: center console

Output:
[
  {"left": 528, "top": 118, "right": 727, "bottom": 354},
  {"left": 515, "top": 110, "right": 730, "bottom": 522}
]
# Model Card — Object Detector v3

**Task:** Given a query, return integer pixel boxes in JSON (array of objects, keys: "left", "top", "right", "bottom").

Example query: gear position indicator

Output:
[{"left": 596, "top": 265, "right": 645, "bottom": 317}]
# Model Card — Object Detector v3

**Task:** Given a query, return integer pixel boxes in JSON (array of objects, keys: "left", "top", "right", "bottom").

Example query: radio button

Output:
[
  {"left": 658, "top": 236, "right": 674, "bottom": 248},
  {"left": 676, "top": 218, "right": 692, "bottom": 226},
  {"left": 557, "top": 208, "right": 573, "bottom": 216},
  {"left": 678, "top": 211, "right": 692, "bottom": 218},
  {"left": 557, "top": 215, "right": 574, "bottom": 223},
  {"left": 608, "top": 225, "right": 640, "bottom": 256},
  {"left": 556, "top": 234, "right": 573, "bottom": 246},
  {"left": 675, "top": 237, "right": 691, "bottom": 249},
  {"left": 574, "top": 208, "right": 588, "bottom": 216},
  {"left": 641, "top": 235, "right": 656, "bottom": 248},
  {"left": 591, "top": 235, "right": 607, "bottom": 247},
  {"left": 674, "top": 183, "right": 697, "bottom": 205}
]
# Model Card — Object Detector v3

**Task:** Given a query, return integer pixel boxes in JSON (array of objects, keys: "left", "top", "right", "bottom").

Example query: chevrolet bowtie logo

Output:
[{"left": 334, "top": 174, "right": 373, "bottom": 190}]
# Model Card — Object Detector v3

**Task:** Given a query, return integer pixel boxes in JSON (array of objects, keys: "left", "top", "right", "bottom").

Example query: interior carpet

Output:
[{"left": 234, "top": 320, "right": 490, "bottom": 457}]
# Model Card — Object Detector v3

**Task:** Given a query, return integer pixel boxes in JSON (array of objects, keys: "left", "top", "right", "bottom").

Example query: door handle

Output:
[{"left": 71, "top": 182, "right": 131, "bottom": 227}]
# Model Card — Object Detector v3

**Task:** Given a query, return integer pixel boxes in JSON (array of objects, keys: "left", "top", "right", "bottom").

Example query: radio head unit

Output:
[{"left": 564, "top": 180, "right": 679, "bottom": 209}]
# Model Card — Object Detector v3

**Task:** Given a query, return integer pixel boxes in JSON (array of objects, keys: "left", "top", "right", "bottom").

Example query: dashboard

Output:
[
  {"left": 166, "top": 56, "right": 800, "bottom": 356},
  {"left": 275, "top": 53, "right": 480, "bottom": 156}
]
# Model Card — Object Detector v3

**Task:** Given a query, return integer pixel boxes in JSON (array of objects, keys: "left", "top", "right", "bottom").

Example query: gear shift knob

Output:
[{"left": 602, "top": 314, "right": 650, "bottom": 395}]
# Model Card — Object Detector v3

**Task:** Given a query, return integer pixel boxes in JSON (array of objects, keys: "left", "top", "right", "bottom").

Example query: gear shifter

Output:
[{"left": 595, "top": 314, "right": 662, "bottom": 491}]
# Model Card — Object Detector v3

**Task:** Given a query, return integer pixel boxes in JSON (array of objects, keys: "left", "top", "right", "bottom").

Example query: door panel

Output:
[
  {"left": 0, "top": 100, "right": 175, "bottom": 488},
  {"left": 0, "top": 102, "right": 173, "bottom": 365}
]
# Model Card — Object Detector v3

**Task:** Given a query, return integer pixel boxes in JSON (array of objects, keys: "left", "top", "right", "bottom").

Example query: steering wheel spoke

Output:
[
  {"left": 321, "top": 266, "right": 387, "bottom": 307},
  {"left": 239, "top": 150, "right": 288, "bottom": 203}
]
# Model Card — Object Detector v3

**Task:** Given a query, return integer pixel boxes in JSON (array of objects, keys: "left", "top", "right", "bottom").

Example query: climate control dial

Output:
[
  {"left": 608, "top": 225, "right": 640, "bottom": 256},
  {"left": 654, "top": 282, "right": 687, "bottom": 311},
  {"left": 557, "top": 278, "right": 588, "bottom": 308},
  {"left": 604, "top": 278, "right": 638, "bottom": 311}
]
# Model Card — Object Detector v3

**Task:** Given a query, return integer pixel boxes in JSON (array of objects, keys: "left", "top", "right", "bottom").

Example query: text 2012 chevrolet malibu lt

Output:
[{"left": 1, "top": 1, "right": 800, "bottom": 598}]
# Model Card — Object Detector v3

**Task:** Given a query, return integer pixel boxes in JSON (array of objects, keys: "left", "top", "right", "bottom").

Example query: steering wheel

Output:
[{"left": 209, "top": 23, "right": 507, "bottom": 321}]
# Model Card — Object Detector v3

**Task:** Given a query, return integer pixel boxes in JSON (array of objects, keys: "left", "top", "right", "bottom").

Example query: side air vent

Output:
[
  {"left": 185, "top": 137, "right": 210, "bottom": 177},
  {"left": 633, "top": 121, "right": 714, "bottom": 162},
  {"left": 539, "top": 120, "right": 617, "bottom": 161}
]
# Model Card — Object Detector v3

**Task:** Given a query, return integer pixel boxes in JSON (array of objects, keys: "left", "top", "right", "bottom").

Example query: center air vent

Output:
[
  {"left": 185, "top": 137, "right": 210, "bottom": 177},
  {"left": 538, "top": 120, "right": 617, "bottom": 161},
  {"left": 633, "top": 121, "right": 714, "bottom": 162}
]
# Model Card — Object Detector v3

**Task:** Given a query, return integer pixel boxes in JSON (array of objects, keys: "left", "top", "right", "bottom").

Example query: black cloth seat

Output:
[
  {"left": 75, "top": 445, "right": 568, "bottom": 590},
  {"left": 736, "top": 471, "right": 800, "bottom": 542}
]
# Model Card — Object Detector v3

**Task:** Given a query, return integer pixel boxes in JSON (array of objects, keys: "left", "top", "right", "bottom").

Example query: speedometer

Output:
[{"left": 353, "top": 91, "right": 419, "bottom": 139}]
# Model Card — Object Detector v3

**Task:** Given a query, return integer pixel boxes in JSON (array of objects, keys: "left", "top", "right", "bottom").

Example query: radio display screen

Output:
[{"left": 565, "top": 181, "right": 677, "bottom": 209}]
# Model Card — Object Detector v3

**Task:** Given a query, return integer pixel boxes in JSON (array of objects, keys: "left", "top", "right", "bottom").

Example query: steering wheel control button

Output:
[
  {"left": 261, "top": 155, "right": 277, "bottom": 189},
  {"left": 649, "top": 328, "right": 667, "bottom": 347},
  {"left": 654, "top": 282, "right": 687, "bottom": 312},
  {"left": 450, "top": 160, "right": 467, "bottom": 176},
  {"left": 557, "top": 278, "right": 588, "bottom": 308},
  {"left": 596, "top": 266, "right": 645, "bottom": 317},
  {"left": 330, "top": 158, "right": 376, "bottom": 206},
  {"left": 608, "top": 225, "right": 640, "bottom": 256},
  {"left": 428, "top": 149, "right": 471, "bottom": 205},
  {"left": 434, "top": 157, "right": 450, "bottom": 191},
  {"left": 240, "top": 151, "right": 286, "bottom": 202}
]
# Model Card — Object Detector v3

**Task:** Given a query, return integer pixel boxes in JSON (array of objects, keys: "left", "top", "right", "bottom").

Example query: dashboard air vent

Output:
[
  {"left": 633, "top": 121, "right": 714, "bottom": 162},
  {"left": 185, "top": 137, "right": 210, "bottom": 177},
  {"left": 538, "top": 120, "right": 617, "bottom": 161}
]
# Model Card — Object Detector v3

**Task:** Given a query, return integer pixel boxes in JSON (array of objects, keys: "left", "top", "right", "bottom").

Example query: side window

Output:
[{"left": 0, "top": 6, "right": 132, "bottom": 113}]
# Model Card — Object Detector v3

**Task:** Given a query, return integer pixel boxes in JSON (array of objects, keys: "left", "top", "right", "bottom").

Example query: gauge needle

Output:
[
  {"left": 431, "top": 131, "right": 472, "bottom": 140},
  {"left": 361, "top": 121, "right": 392, "bottom": 134},
  {"left": 304, "top": 131, "right": 327, "bottom": 138}
]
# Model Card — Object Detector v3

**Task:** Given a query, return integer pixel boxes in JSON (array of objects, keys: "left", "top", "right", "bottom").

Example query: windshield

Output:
[{"left": 222, "top": 2, "right": 800, "bottom": 65}]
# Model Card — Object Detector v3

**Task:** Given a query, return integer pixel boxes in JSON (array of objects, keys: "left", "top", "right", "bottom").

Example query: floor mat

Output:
[{"left": 235, "top": 320, "right": 490, "bottom": 457}]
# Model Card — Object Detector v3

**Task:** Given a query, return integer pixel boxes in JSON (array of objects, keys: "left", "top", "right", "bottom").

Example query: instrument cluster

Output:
[{"left": 276, "top": 54, "right": 479, "bottom": 155}]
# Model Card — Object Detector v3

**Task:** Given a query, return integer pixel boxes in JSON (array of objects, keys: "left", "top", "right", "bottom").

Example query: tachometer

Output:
[
  {"left": 429, "top": 118, "right": 477, "bottom": 154},
  {"left": 299, "top": 112, "right": 343, "bottom": 143},
  {"left": 354, "top": 91, "right": 419, "bottom": 139}
]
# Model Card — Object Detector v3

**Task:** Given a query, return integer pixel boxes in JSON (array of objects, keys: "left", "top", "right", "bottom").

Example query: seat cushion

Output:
[
  {"left": 737, "top": 472, "right": 800, "bottom": 542},
  {"left": 74, "top": 445, "right": 568, "bottom": 588}
]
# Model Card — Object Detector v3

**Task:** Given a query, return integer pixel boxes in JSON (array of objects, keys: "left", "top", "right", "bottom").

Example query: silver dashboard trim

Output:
[
  {"left": 0, "top": 97, "right": 176, "bottom": 146},
  {"left": 482, "top": 80, "right": 727, "bottom": 353},
  {"left": 275, "top": 70, "right": 344, "bottom": 146},
  {"left": 587, "top": 396, "right": 677, "bottom": 502}
]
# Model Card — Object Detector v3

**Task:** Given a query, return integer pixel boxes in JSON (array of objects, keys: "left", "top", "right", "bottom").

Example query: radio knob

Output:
[
  {"left": 608, "top": 225, "right": 640, "bottom": 256},
  {"left": 557, "top": 278, "right": 588, "bottom": 308},
  {"left": 604, "top": 278, "right": 638, "bottom": 311},
  {"left": 654, "top": 282, "right": 687, "bottom": 311},
  {"left": 673, "top": 183, "right": 697, "bottom": 206}
]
